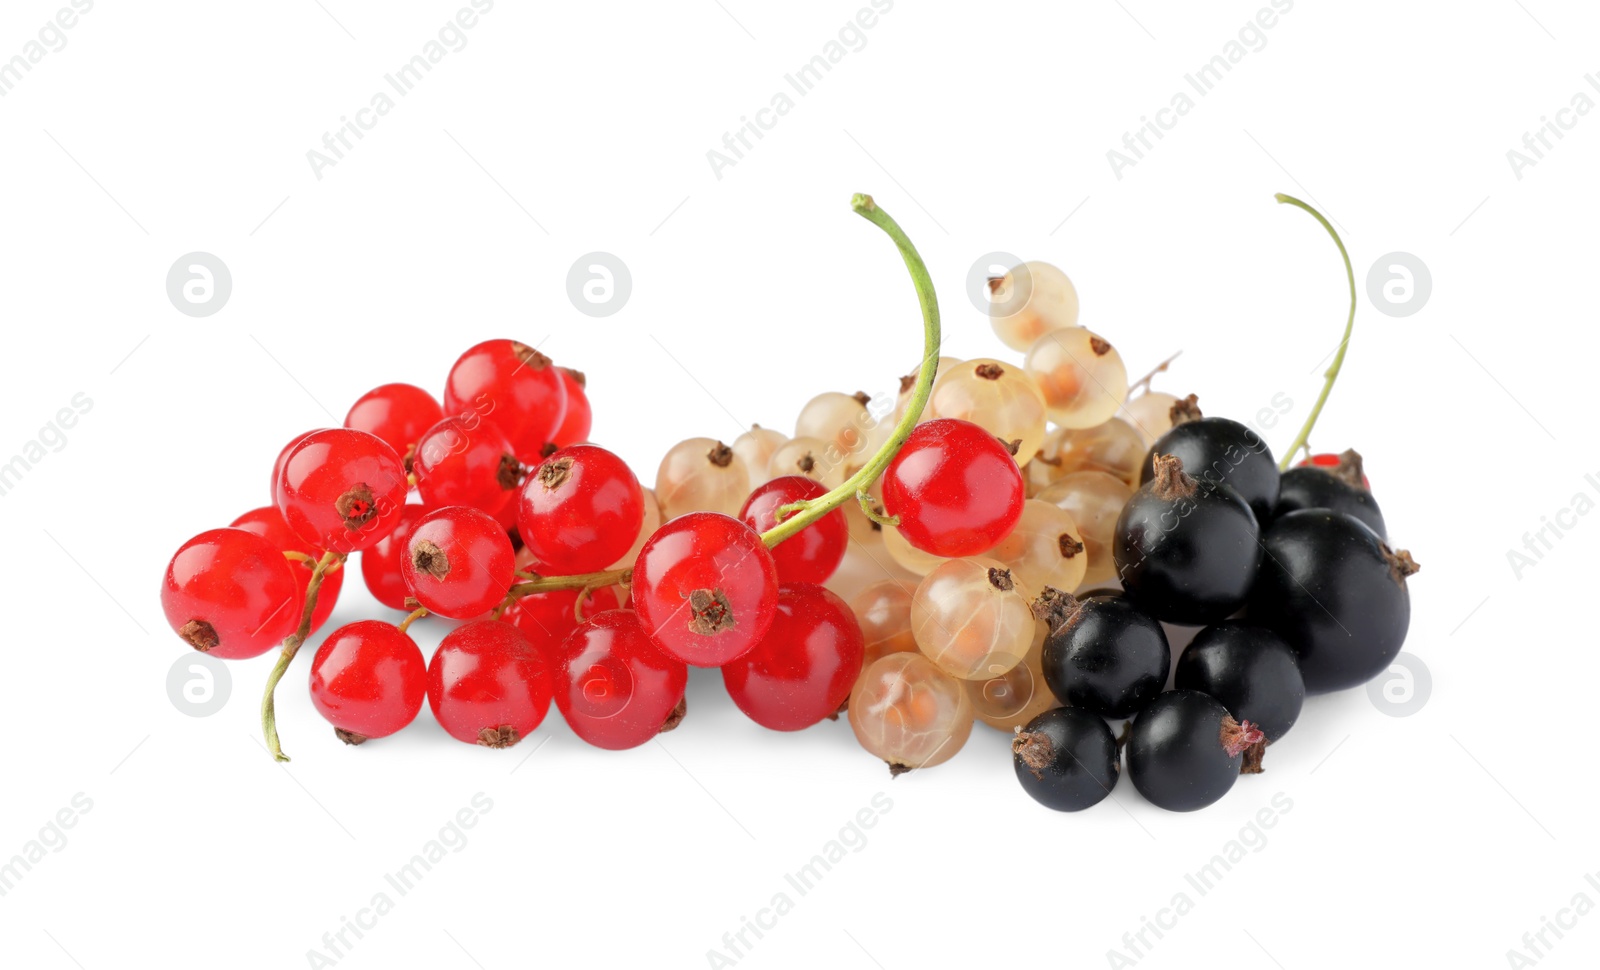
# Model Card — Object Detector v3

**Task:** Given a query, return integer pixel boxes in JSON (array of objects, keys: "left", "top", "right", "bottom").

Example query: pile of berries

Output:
[{"left": 158, "top": 194, "right": 1418, "bottom": 815}]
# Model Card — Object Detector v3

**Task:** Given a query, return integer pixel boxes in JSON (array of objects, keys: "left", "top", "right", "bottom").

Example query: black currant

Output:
[
  {"left": 1249, "top": 509, "right": 1418, "bottom": 693},
  {"left": 1275, "top": 451, "right": 1385, "bottom": 539},
  {"left": 1011, "top": 708, "right": 1119, "bottom": 812},
  {"left": 1114, "top": 454, "right": 1261, "bottom": 625},
  {"left": 1141, "top": 416, "right": 1279, "bottom": 523},
  {"left": 1127, "top": 690, "right": 1263, "bottom": 812},
  {"left": 1174, "top": 622, "right": 1304, "bottom": 746},
  {"left": 1041, "top": 593, "right": 1169, "bottom": 718}
]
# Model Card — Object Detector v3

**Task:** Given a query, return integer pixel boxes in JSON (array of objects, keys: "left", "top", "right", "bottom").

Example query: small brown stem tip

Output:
[
  {"left": 1150, "top": 453, "right": 1197, "bottom": 501},
  {"left": 1012, "top": 727, "right": 1054, "bottom": 780}
]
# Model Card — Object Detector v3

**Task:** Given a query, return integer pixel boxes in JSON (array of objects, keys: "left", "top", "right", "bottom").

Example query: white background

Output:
[{"left": 1, "top": 1, "right": 1595, "bottom": 967}]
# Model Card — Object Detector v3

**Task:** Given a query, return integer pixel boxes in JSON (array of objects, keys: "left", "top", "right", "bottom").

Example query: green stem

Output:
[
  {"left": 261, "top": 549, "right": 343, "bottom": 762},
  {"left": 1274, "top": 192, "right": 1356, "bottom": 471},
  {"left": 759, "top": 193, "right": 940, "bottom": 547},
  {"left": 505, "top": 568, "right": 631, "bottom": 600}
]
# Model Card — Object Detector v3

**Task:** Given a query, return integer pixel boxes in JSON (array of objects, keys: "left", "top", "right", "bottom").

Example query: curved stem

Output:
[
  {"left": 505, "top": 568, "right": 632, "bottom": 600},
  {"left": 261, "top": 549, "right": 343, "bottom": 762},
  {"left": 1274, "top": 193, "right": 1356, "bottom": 471},
  {"left": 760, "top": 194, "right": 940, "bottom": 547},
  {"left": 397, "top": 606, "right": 428, "bottom": 634}
]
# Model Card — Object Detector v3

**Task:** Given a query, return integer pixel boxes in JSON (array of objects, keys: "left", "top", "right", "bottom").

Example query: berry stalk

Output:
[
  {"left": 762, "top": 193, "right": 941, "bottom": 546},
  {"left": 261, "top": 549, "right": 344, "bottom": 762},
  {"left": 1274, "top": 193, "right": 1356, "bottom": 470}
]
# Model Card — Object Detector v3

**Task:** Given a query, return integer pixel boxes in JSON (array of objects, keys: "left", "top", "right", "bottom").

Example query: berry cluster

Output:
[{"left": 159, "top": 193, "right": 1418, "bottom": 819}]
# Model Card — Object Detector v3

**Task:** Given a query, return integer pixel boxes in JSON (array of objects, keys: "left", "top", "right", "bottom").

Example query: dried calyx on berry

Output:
[
  {"left": 1219, "top": 715, "right": 1267, "bottom": 775},
  {"left": 1169, "top": 393, "right": 1202, "bottom": 426}
]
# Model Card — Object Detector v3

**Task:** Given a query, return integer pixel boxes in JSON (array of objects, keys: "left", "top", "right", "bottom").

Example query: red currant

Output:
[
  {"left": 271, "top": 428, "right": 324, "bottom": 502},
  {"left": 358, "top": 505, "right": 426, "bottom": 611},
  {"left": 552, "top": 367, "right": 592, "bottom": 447},
  {"left": 308, "top": 620, "right": 427, "bottom": 743},
  {"left": 517, "top": 444, "right": 643, "bottom": 574},
  {"left": 230, "top": 506, "right": 343, "bottom": 634},
  {"left": 402, "top": 506, "right": 514, "bottom": 619},
  {"left": 428, "top": 620, "right": 553, "bottom": 747},
  {"left": 442, "top": 339, "right": 567, "bottom": 461},
  {"left": 276, "top": 428, "right": 408, "bottom": 554},
  {"left": 882, "top": 418, "right": 1024, "bottom": 557},
  {"left": 344, "top": 383, "right": 444, "bottom": 471},
  {"left": 721, "top": 583, "right": 864, "bottom": 731},
  {"left": 412, "top": 415, "right": 522, "bottom": 518},
  {"left": 555, "top": 609, "right": 687, "bottom": 750},
  {"left": 739, "top": 476, "right": 847, "bottom": 585},
  {"left": 161, "top": 528, "right": 302, "bottom": 660},
  {"left": 502, "top": 584, "right": 625, "bottom": 645},
  {"left": 632, "top": 512, "right": 780, "bottom": 667}
]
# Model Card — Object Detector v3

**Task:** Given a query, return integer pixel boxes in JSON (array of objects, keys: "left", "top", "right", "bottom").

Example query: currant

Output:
[
  {"left": 358, "top": 505, "right": 426, "bottom": 611},
  {"left": 849, "top": 579, "right": 920, "bottom": 672},
  {"left": 1276, "top": 450, "right": 1385, "bottom": 538},
  {"left": 551, "top": 367, "right": 592, "bottom": 447},
  {"left": 502, "top": 584, "right": 625, "bottom": 645},
  {"left": 894, "top": 356, "right": 960, "bottom": 424},
  {"left": 412, "top": 415, "right": 522, "bottom": 518},
  {"left": 555, "top": 609, "right": 688, "bottom": 750},
  {"left": 881, "top": 522, "right": 946, "bottom": 576},
  {"left": 882, "top": 418, "right": 1025, "bottom": 558},
  {"left": 1030, "top": 418, "right": 1146, "bottom": 491},
  {"left": 230, "top": 506, "right": 343, "bottom": 633},
  {"left": 1012, "top": 708, "right": 1119, "bottom": 812},
  {"left": 911, "top": 558, "right": 1035, "bottom": 680},
  {"left": 795, "top": 391, "right": 888, "bottom": 465},
  {"left": 1041, "top": 592, "right": 1170, "bottom": 718},
  {"left": 271, "top": 428, "right": 325, "bottom": 501},
  {"left": 722, "top": 584, "right": 865, "bottom": 731},
  {"left": 1174, "top": 622, "right": 1304, "bottom": 744},
  {"left": 402, "top": 506, "right": 515, "bottom": 619},
  {"left": 275, "top": 428, "right": 408, "bottom": 554},
  {"left": 929, "top": 359, "right": 1048, "bottom": 467},
  {"left": 632, "top": 512, "right": 780, "bottom": 666},
  {"left": 1127, "top": 690, "right": 1263, "bottom": 812},
  {"left": 848, "top": 653, "right": 974, "bottom": 774},
  {"left": 656, "top": 437, "right": 750, "bottom": 520},
  {"left": 442, "top": 339, "right": 567, "bottom": 460},
  {"left": 343, "top": 383, "right": 444, "bottom": 470},
  {"left": 518, "top": 444, "right": 644, "bottom": 574},
  {"left": 308, "top": 620, "right": 427, "bottom": 743},
  {"left": 425, "top": 620, "right": 553, "bottom": 747},
  {"left": 1037, "top": 470, "right": 1134, "bottom": 589},
  {"left": 1023, "top": 328, "right": 1129, "bottom": 429},
  {"left": 739, "top": 476, "right": 847, "bottom": 585},
  {"left": 1120, "top": 392, "right": 1201, "bottom": 446},
  {"left": 1249, "top": 509, "right": 1417, "bottom": 693},
  {"left": 731, "top": 425, "right": 788, "bottom": 491},
  {"left": 967, "top": 627, "right": 1055, "bottom": 731},
  {"left": 1114, "top": 455, "right": 1261, "bottom": 625},
  {"left": 988, "top": 260, "right": 1080, "bottom": 353},
  {"left": 1140, "top": 416, "right": 1279, "bottom": 523},
  {"left": 767, "top": 435, "right": 848, "bottom": 491},
  {"left": 982, "top": 499, "right": 1087, "bottom": 595},
  {"left": 161, "top": 528, "right": 303, "bottom": 660}
]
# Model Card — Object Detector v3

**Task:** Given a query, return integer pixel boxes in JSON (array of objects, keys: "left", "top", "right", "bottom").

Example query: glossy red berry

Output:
[
  {"left": 344, "top": 383, "right": 444, "bottom": 471},
  {"left": 402, "top": 506, "right": 514, "bottom": 619},
  {"left": 517, "top": 444, "right": 644, "bottom": 574},
  {"left": 412, "top": 415, "right": 522, "bottom": 518},
  {"left": 358, "top": 505, "right": 426, "bottom": 611},
  {"left": 721, "top": 583, "right": 864, "bottom": 731},
  {"left": 271, "top": 428, "right": 324, "bottom": 502},
  {"left": 551, "top": 367, "right": 592, "bottom": 447},
  {"left": 738, "top": 476, "right": 847, "bottom": 585},
  {"left": 429, "top": 620, "right": 553, "bottom": 747},
  {"left": 502, "top": 584, "right": 625, "bottom": 645},
  {"left": 230, "top": 506, "right": 343, "bottom": 634},
  {"left": 161, "top": 528, "right": 302, "bottom": 660},
  {"left": 275, "top": 428, "right": 408, "bottom": 554},
  {"left": 555, "top": 609, "right": 687, "bottom": 750},
  {"left": 882, "top": 418, "right": 1025, "bottom": 557},
  {"left": 632, "top": 512, "right": 780, "bottom": 667},
  {"left": 308, "top": 620, "right": 427, "bottom": 743},
  {"left": 442, "top": 339, "right": 567, "bottom": 461}
]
